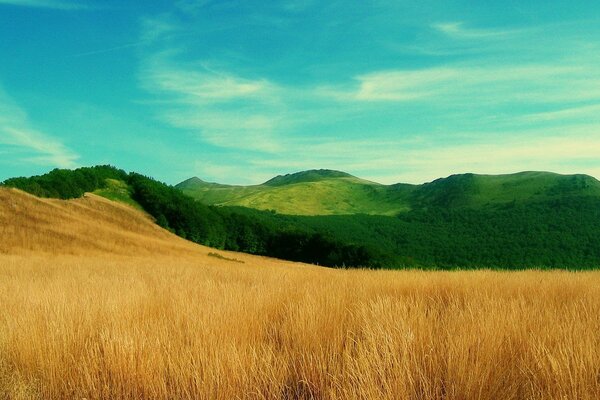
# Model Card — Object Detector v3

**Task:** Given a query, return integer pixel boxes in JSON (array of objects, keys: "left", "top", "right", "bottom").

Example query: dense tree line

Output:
[
  {"left": 2, "top": 166, "right": 128, "bottom": 199},
  {"left": 232, "top": 197, "right": 600, "bottom": 269},
  {"left": 4, "top": 166, "right": 600, "bottom": 269}
]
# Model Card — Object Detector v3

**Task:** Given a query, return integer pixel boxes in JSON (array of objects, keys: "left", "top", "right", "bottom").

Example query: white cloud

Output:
[
  {"left": 329, "top": 64, "right": 600, "bottom": 104},
  {"left": 140, "top": 52, "right": 285, "bottom": 153},
  {"left": 242, "top": 126, "right": 600, "bottom": 184},
  {"left": 139, "top": 16, "right": 180, "bottom": 42},
  {"left": 148, "top": 67, "right": 271, "bottom": 102},
  {"left": 0, "top": 86, "right": 79, "bottom": 168},
  {"left": 432, "top": 22, "right": 520, "bottom": 39},
  {"left": 352, "top": 68, "right": 458, "bottom": 101}
]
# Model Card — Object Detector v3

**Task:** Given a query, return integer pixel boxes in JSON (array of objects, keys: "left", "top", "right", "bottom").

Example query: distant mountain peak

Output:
[
  {"left": 175, "top": 176, "right": 231, "bottom": 189},
  {"left": 180, "top": 177, "right": 205, "bottom": 184},
  {"left": 263, "top": 169, "right": 354, "bottom": 186}
]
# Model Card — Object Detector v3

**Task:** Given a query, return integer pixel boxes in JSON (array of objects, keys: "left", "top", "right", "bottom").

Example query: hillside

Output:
[
  {"left": 1, "top": 167, "right": 375, "bottom": 268},
  {"left": 177, "top": 169, "right": 414, "bottom": 215},
  {"left": 0, "top": 186, "right": 307, "bottom": 271},
  {"left": 2, "top": 190, "right": 599, "bottom": 399},
  {"left": 0, "top": 186, "right": 205, "bottom": 257},
  {"left": 177, "top": 169, "right": 600, "bottom": 215},
  {"left": 5, "top": 166, "right": 600, "bottom": 269}
]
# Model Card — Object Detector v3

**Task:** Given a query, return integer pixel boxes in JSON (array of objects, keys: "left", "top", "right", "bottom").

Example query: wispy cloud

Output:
[
  {"left": 134, "top": 7, "right": 600, "bottom": 185},
  {"left": 348, "top": 68, "right": 458, "bottom": 101},
  {"left": 523, "top": 104, "right": 600, "bottom": 122},
  {"left": 327, "top": 64, "right": 600, "bottom": 104},
  {"left": 140, "top": 52, "right": 285, "bottom": 153},
  {"left": 432, "top": 22, "right": 521, "bottom": 39},
  {"left": 146, "top": 63, "right": 273, "bottom": 103},
  {"left": 69, "top": 41, "right": 148, "bottom": 58},
  {"left": 0, "top": 85, "right": 79, "bottom": 168},
  {"left": 239, "top": 126, "right": 600, "bottom": 184},
  {"left": 0, "top": 0, "right": 91, "bottom": 10}
]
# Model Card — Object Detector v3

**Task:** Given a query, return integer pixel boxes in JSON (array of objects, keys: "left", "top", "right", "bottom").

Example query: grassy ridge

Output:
[
  {"left": 93, "top": 178, "right": 144, "bottom": 210},
  {"left": 177, "top": 169, "right": 600, "bottom": 215},
  {"left": 5, "top": 166, "right": 600, "bottom": 269},
  {"left": 2, "top": 167, "right": 376, "bottom": 268},
  {"left": 176, "top": 170, "right": 414, "bottom": 215}
]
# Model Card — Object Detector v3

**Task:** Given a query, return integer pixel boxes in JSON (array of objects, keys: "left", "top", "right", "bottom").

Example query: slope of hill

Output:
[
  {"left": 414, "top": 171, "right": 600, "bottom": 209},
  {"left": 5, "top": 166, "right": 600, "bottom": 269},
  {"left": 1, "top": 167, "right": 376, "bottom": 268},
  {"left": 0, "top": 186, "right": 305, "bottom": 270},
  {"left": 177, "top": 169, "right": 600, "bottom": 215},
  {"left": 2, "top": 190, "right": 599, "bottom": 399},
  {"left": 0, "top": 187, "right": 198, "bottom": 256},
  {"left": 177, "top": 169, "right": 415, "bottom": 215}
]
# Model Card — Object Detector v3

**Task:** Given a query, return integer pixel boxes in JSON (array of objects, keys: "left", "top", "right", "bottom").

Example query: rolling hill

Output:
[
  {"left": 176, "top": 169, "right": 600, "bottom": 215},
  {"left": 2, "top": 182, "right": 599, "bottom": 399},
  {"left": 0, "top": 186, "right": 210, "bottom": 257},
  {"left": 0, "top": 185, "right": 305, "bottom": 270},
  {"left": 5, "top": 165, "right": 600, "bottom": 269},
  {"left": 176, "top": 169, "right": 411, "bottom": 215},
  {"left": 1, "top": 166, "right": 375, "bottom": 268}
]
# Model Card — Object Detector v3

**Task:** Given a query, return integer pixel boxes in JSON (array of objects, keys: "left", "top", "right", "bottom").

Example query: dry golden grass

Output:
[{"left": 1, "top": 188, "right": 599, "bottom": 399}]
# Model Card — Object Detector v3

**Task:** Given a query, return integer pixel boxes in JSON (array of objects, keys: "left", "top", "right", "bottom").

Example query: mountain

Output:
[
  {"left": 177, "top": 169, "right": 414, "bottom": 215},
  {"left": 177, "top": 169, "right": 600, "bottom": 215},
  {"left": 5, "top": 166, "right": 600, "bottom": 269},
  {"left": 2, "top": 166, "right": 375, "bottom": 268}
]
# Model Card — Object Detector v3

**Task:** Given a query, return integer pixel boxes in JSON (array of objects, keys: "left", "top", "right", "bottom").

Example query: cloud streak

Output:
[
  {"left": 135, "top": 9, "right": 600, "bottom": 185},
  {"left": 328, "top": 64, "right": 600, "bottom": 104},
  {"left": 0, "top": 86, "right": 79, "bottom": 168},
  {"left": 432, "top": 22, "right": 521, "bottom": 39},
  {"left": 140, "top": 52, "right": 286, "bottom": 153}
]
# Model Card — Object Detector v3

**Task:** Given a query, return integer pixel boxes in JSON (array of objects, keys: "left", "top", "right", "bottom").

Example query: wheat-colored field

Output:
[{"left": 1, "top": 188, "right": 599, "bottom": 399}]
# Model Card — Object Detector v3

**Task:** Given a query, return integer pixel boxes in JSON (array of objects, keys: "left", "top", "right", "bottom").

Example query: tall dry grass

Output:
[{"left": 1, "top": 188, "right": 599, "bottom": 399}]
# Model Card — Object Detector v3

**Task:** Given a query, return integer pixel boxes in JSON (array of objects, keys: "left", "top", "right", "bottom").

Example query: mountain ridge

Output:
[
  {"left": 176, "top": 169, "right": 600, "bottom": 216},
  {"left": 5, "top": 165, "right": 600, "bottom": 269}
]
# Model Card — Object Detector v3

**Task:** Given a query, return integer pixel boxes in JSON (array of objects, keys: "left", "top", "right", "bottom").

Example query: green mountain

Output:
[
  {"left": 177, "top": 169, "right": 600, "bottom": 215},
  {"left": 5, "top": 166, "right": 600, "bottom": 269},
  {"left": 1, "top": 166, "right": 375, "bottom": 268},
  {"left": 176, "top": 169, "right": 412, "bottom": 215}
]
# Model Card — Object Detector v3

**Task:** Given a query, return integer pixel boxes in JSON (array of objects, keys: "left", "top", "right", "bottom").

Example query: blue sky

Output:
[{"left": 1, "top": 0, "right": 600, "bottom": 185}]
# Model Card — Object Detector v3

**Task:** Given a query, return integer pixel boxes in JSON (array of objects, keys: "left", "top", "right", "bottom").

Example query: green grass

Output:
[
  {"left": 176, "top": 170, "right": 600, "bottom": 216},
  {"left": 94, "top": 179, "right": 144, "bottom": 210},
  {"left": 177, "top": 171, "right": 416, "bottom": 215},
  {"left": 207, "top": 252, "right": 245, "bottom": 263}
]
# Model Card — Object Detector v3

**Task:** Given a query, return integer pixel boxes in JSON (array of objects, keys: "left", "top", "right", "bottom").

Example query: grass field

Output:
[{"left": 1, "top": 188, "right": 599, "bottom": 399}]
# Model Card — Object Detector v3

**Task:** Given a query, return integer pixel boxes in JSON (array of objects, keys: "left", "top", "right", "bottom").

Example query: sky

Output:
[{"left": 1, "top": 0, "right": 600, "bottom": 185}]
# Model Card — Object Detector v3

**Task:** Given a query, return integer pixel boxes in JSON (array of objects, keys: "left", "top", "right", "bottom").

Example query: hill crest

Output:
[
  {"left": 176, "top": 169, "right": 600, "bottom": 216},
  {"left": 263, "top": 169, "right": 357, "bottom": 186}
]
